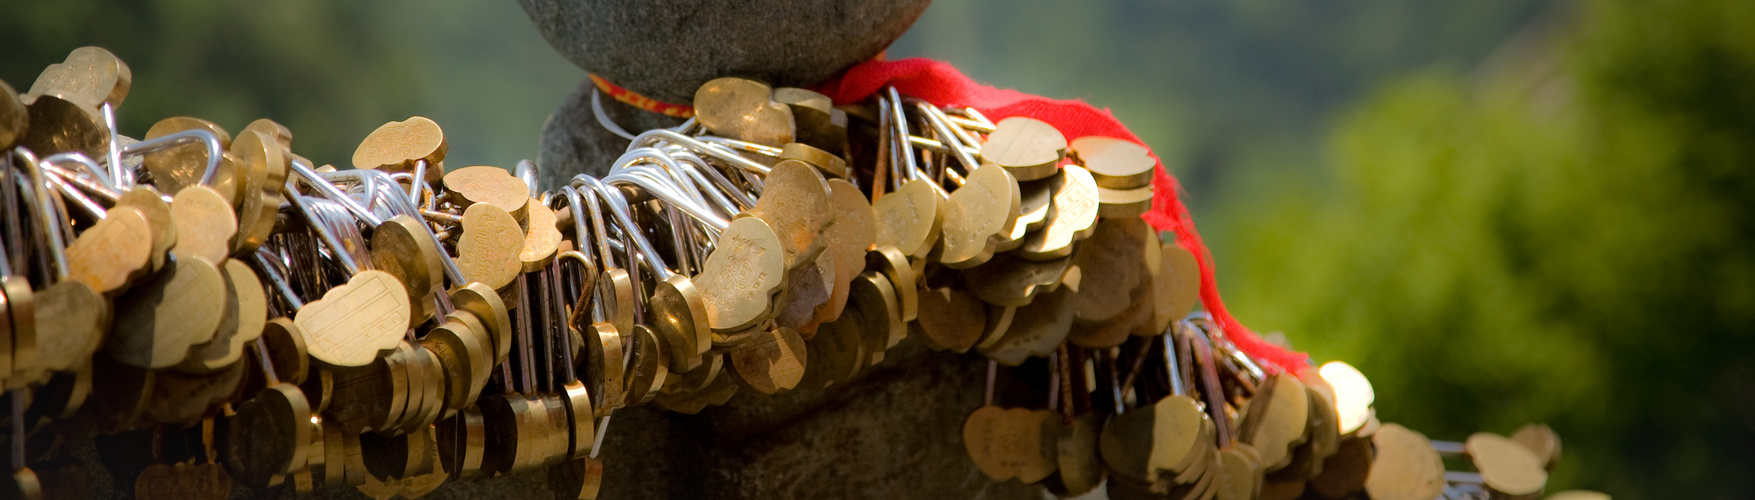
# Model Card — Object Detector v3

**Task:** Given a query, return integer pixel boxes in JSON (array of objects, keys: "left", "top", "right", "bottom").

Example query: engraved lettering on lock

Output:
[
  {"left": 158, "top": 265, "right": 219, "bottom": 332},
  {"left": 296, "top": 271, "right": 411, "bottom": 368},
  {"left": 304, "top": 278, "right": 400, "bottom": 358},
  {"left": 878, "top": 200, "right": 918, "bottom": 240},
  {"left": 704, "top": 234, "right": 769, "bottom": 317}
]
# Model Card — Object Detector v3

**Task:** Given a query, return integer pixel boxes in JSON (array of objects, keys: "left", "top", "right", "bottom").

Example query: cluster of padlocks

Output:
[{"left": 0, "top": 47, "right": 1602, "bottom": 500}]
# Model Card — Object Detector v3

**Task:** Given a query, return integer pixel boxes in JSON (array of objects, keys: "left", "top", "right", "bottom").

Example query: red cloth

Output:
[{"left": 817, "top": 58, "right": 1310, "bottom": 374}]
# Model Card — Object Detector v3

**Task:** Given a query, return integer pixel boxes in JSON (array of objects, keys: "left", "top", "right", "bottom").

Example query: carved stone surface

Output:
[
  {"left": 584, "top": 340, "right": 1039, "bottom": 499},
  {"left": 516, "top": 0, "right": 931, "bottom": 105}
]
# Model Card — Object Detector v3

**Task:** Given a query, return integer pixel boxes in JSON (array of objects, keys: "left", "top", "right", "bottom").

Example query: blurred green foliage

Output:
[
  {"left": 0, "top": 0, "right": 583, "bottom": 169},
  {"left": 1221, "top": 0, "right": 1755, "bottom": 497}
]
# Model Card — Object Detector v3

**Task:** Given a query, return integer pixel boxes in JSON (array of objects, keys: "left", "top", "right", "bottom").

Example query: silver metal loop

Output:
[
  {"left": 516, "top": 159, "right": 539, "bottom": 196},
  {"left": 694, "top": 136, "right": 782, "bottom": 158},
  {"left": 101, "top": 103, "right": 126, "bottom": 186},
  {"left": 582, "top": 177, "right": 674, "bottom": 281},
  {"left": 611, "top": 148, "right": 705, "bottom": 207},
  {"left": 661, "top": 146, "right": 755, "bottom": 211},
  {"left": 12, "top": 148, "right": 69, "bottom": 279},
  {"left": 291, "top": 156, "right": 382, "bottom": 227},
  {"left": 322, "top": 167, "right": 465, "bottom": 287},
  {"left": 629, "top": 129, "right": 771, "bottom": 176},
  {"left": 38, "top": 156, "right": 123, "bottom": 203},
  {"left": 592, "top": 88, "right": 638, "bottom": 141},
  {"left": 281, "top": 178, "right": 363, "bottom": 275},
  {"left": 916, "top": 101, "right": 982, "bottom": 180},
  {"left": 120, "top": 128, "right": 225, "bottom": 187},
  {"left": 40, "top": 151, "right": 114, "bottom": 191},
  {"left": 596, "top": 171, "right": 728, "bottom": 232}
]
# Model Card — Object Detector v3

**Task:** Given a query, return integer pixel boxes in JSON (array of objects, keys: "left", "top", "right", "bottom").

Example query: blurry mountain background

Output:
[{"left": 4, "top": 0, "right": 1751, "bottom": 497}]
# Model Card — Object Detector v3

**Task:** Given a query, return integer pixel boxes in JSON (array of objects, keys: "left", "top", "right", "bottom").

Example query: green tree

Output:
[
  {"left": 0, "top": 0, "right": 580, "bottom": 169},
  {"left": 1222, "top": 0, "right": 1755, "bottom": 497}
]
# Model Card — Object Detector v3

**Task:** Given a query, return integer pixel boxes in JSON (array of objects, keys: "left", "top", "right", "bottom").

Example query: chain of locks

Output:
[{"left": 0, "top": 47, "right": 1606, "bottom": 500}]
